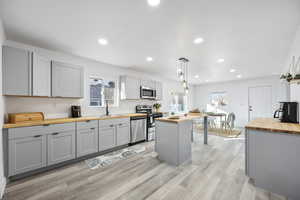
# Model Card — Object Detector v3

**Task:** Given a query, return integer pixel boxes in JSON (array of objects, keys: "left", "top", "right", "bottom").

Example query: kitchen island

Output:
[
  {"left": 155, "top": 113, "right": 207, "bottom": 166},
  {"left": 245, "top": 118, "right": 300, "bottom": 200}
]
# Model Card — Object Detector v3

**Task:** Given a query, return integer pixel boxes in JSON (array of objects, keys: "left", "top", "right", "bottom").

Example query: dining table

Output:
[{"left": 206, "top": 112, "right": 227, "bottom": 129}]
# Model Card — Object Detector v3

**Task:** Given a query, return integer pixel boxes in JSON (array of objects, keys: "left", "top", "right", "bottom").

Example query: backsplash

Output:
[{"left": 4, "top": 96, "right": 156, "bottom": 121}]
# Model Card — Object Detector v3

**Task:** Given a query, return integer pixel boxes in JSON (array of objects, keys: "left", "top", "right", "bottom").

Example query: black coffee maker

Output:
[
  {"left": 71, "top": 106, "right": 81, "bottom": 118},
  {"left": 274, "top": 102, "right": 298, "bottom": 123}
]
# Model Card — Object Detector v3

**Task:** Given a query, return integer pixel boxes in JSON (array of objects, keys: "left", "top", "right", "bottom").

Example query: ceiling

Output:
[{"left": 1, "top": 0, "right": 300, "bottom": 84}]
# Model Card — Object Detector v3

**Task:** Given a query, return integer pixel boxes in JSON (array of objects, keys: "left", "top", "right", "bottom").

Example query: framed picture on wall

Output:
[{"left": 210, "top": 92, "right": 228, "bottom": 107}]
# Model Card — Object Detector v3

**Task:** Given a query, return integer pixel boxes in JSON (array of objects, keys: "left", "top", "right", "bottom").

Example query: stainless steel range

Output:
[{"left": 136, "top": 105, "right": 163, "bottom": 141}]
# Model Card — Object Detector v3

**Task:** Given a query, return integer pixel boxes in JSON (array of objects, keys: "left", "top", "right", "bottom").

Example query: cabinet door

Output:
[
  {"left": 47, "top": 130, "right": 76, "bottom": 165},
  {"left": 3, "top": 46, "right": 32, "bottom": 96},
  {"left": 120, "top": 76, "right": 140, "bottom": 100},
  {"left": 8, "top": 135, "right": 46, "bottom": 176},
  {"left": 77, "top": 127, "right": 98, "bottom": 157},
  {"left": 51, "top": 61, "right": 83, "bottom": 98},
  {"left": 99, "top": 125, "right": 116, "bottom": 151},
  {"left": 32, "top": 53, "right": 51, "bottom": 96},
  {"left": 116, "top": 123, "right": 130, "bottom": 146},
  {"left": 155, "top": 81, "right": 163, "bottom": 100},
  {"left": 141, "top": 79, "right": 155, "bottom": 89}
]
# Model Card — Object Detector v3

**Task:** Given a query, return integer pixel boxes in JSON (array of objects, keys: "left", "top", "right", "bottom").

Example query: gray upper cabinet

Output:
[
  {"left": 8, "top": 134, "right": 47, "bottom": 176},
  {"left": 76, "top": 121, "right": 98, "bottom": 157},
  {"left": 32, "top": 53, "right": 51, "bottom": 97},
  {"left": 120, "top": 75, "right": 141, "bottom": 100},
  {"left": 3, "top": 46, "right": 32, "bottom": 96},
  {"left": 155, "top": 81, "right": 163, "bottom": 100},
  {"left": 141, "top": 79, "right": 156, "bottom": 89},
  {"left": 51, "top": 61, "right": 84, "bottom": 98},
  {"left": 47, "top": 129, "right": 76, "bottom": 165}
]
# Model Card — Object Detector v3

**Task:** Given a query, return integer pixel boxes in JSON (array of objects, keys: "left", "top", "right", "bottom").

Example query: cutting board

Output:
[{"left": 8, "top": 112, "right": 45, "bottom": 124}]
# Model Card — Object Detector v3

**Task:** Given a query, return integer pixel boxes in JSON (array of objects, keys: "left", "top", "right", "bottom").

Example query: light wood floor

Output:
[{"left": 4, "top": 133, "right": 287, "bottom": 200}]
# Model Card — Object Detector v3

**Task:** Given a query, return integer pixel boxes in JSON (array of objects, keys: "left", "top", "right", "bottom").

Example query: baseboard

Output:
[{"left": 0, "top": 177, "right": 6, "bottom": 199}]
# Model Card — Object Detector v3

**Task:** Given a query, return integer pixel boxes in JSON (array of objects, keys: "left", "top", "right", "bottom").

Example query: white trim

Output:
[{"left": 0, "top": 177, "right": 6, "bottom": 198}]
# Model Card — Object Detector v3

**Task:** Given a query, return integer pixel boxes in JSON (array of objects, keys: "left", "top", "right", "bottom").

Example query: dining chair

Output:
[{"left": 221, "top": 112, "right": 235, "bottom": 134}]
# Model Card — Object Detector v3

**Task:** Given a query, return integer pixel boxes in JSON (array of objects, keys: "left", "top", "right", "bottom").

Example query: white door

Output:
[{"left": 248, "top": 86, "right": 272, "bottom": 121}]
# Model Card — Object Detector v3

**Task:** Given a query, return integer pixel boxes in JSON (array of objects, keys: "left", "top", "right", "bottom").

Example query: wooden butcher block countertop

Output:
[
  {"left": 245, "top": 118, "right": 300, "bottom": 135},
  {"left": 157, "top": 113, "right": 207, "bottom": 123},
  {"left": 3, "top": 113, "right": 147, "bottom": 129}
]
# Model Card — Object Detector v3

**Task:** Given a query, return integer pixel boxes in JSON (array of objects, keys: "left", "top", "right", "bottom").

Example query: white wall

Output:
[
  {"left": 3, "top": 40, "right": 195, "bottom": 119},
  {"left": 193, "top": 76, "right": 289, "bottom": 127},
  {"left": 0, "top": 18, "right": 6, "bottom": 197}
]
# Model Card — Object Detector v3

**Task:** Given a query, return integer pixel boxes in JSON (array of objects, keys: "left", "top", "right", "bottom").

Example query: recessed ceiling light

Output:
[
  {"left": 230, "top": 69, "right": 236, "bottom": 73},
  {"left": 147, "top": 0, "right": 160, "bottom": 7},
  {"left": 237, "top": 74, "right": 242, "bottom": 78},
  {"left": 217, "top": 58, "right": 225, "bottom": 63},
  {"left": 193, "top": 37, "right": 204, "bottom": 44},
  {"left": 98, "top": 38, "right": 108, "bottom": 45},
  {"left": 146, "top": 57, "right": 153, "bottom": 62},
  {"left": 194, "top": 75, "right": 200, "bottom": 78}
]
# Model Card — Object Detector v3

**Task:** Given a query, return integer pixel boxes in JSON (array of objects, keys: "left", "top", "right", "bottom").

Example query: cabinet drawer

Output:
[
  {"left": 76, "top": 120, "right": 98, "bottom": 130},
  {"left": 99, "top": 118, "right": 130, "bottom": 127},
  {"left": 43, "top": 122, "right": 75, "bottom": 134},
  {"left": 8, "top": 126, "right": 46, "bottom": 140},
  {"left": 115, "top": 118, "right": 130, "bottom": 126}
]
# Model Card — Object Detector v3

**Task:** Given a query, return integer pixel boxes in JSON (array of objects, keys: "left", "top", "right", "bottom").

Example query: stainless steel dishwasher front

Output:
[{"left": 130, "top": 116, "right": 147, "bottom": 144}]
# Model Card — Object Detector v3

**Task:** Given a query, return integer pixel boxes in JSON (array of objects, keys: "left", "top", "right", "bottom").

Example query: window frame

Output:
[{"left": 88, "top": 76, "right": 119, "bottom": 108}]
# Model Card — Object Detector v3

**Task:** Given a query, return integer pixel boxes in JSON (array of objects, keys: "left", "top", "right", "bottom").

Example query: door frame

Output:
[{"left": 248, "top": 85, "right": 272, "bottom": 122}]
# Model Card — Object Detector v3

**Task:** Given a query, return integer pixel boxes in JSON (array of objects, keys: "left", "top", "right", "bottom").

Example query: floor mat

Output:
[{"left": 85, "top": 145, "right": 147, "bottom": 169}]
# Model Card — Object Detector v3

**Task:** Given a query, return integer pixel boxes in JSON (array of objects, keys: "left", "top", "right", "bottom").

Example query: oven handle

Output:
[{"left": 131, "top": 116, "right": 147, "bottom": 120}]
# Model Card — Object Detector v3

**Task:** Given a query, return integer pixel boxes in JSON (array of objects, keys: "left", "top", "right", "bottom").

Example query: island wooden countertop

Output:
[
  {"left": 245, "top": 118, "right": 300, "bottom": 135},
  {"left": 156, "top": 113, "right": 207, "bottom": 123},
  {"left": 3, "top": 113, "right": 147, "bottom": 129}
]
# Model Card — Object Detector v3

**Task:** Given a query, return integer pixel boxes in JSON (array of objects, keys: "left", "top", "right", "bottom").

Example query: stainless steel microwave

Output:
[{"left": 140, "top": 86, "right": 156, "bottom": 100}]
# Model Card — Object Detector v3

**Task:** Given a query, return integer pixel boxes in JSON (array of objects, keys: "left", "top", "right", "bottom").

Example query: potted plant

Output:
[
  {"left": 280, "top": 73, "right": 295, "bottom": 82},
  {"left": 153, "top": 103, "right": 161, "bottom": 112},
  {"left": 281, "top": 56, "right": 300, "bottom": 82}
]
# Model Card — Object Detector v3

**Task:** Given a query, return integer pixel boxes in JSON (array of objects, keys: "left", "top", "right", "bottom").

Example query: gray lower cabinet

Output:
[
  {"left": 116, "top": 123, "right": 130, "bottom": 146},
  {"left": 51, "top": 61, "right": 84, "bottom": 98},
  {"left": 246, "top": 129, "right": 300, "bottom": 200},
  {"left": 8, "top": 135, "right": 47, "bottom": 176},
  {"left": 77, "top": 121, "right": 99, "bottom": 157},
  {"left": 99, "top": 125, "right": 116, "bottom": 151},
  {"left": 3, "top": 46, "right": 32, "bottom": 96},
  {"left": 99, "top": 118, "right": 130, "bottom": 151},
  {"left": 5, "top": 118, "right": 132, "bottom": 177},
  {"left": 47, "top": 130, "right": 76, "bottom": 165}
]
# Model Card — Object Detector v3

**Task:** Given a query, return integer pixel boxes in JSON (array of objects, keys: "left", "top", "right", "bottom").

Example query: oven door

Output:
[{"left": 141, "top": 86, "right": 156, "bottom": 99}]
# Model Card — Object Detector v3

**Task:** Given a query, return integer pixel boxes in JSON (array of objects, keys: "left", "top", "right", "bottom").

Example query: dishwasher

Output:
[{"left": 130, "top": 116, "right": 147, "bottom": 144}]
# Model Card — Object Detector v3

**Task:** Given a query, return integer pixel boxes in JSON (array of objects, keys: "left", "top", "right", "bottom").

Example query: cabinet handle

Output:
[
  {"left": 109, "top": 124, "right": 114, "bottom": 127},
  {"left": 86, "top": 120, "right": 91, "bottom": 122},
  {"left": 90, "top": 128, "right": 95, "bottom": 130},
  {"left": 33, "top": 135, "right": 42, "bottom": 138},
  {"left": 43, "top": 124, "right": 50, "bottom": 126},
  {"left": 52, "top": 132, "right": 59, "bottom": 135},
  {"left": 118, "top": 123, "right": 123, "bottom": 126}
]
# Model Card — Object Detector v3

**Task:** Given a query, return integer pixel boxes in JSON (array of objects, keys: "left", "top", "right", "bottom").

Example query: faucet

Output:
[{"left": 105, "top": 100, "right": 109, "bottom": 116}]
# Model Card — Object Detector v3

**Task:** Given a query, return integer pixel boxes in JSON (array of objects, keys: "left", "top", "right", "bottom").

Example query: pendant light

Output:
[{"left": 177, "top": 57, "right": 189, "bottom": 94}]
